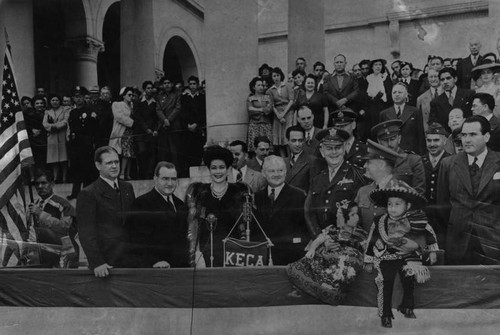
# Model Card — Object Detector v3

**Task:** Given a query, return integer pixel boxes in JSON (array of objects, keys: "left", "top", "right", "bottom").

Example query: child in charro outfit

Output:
[{"left": 364, "top": 180, "right": 438, "bottom": 328}]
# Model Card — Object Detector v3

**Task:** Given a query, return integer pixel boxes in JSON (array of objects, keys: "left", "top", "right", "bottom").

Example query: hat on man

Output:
[
  {"left": 72, "top": 86, "right": 89, "bottom": 96},
  {"left": 331, "top": 108, "right": 357, "bottom": 126},
  {"left": 370, "top": 179, "right": 427, "bottom": 209},
  {"left": 362, "top": 139, "right": 403, "bottom": 165},
  {"left": 371, "top": 119, "right": 403, "bottom": 140},
  {"left": 315, "top": 128, "right": 350, "bottom": 145},
  {"left": 89, "top": 85, "right": 100, "bottom": 94},
  {"left": 425, "top": 122, "right": 448, "bottom": 136}
]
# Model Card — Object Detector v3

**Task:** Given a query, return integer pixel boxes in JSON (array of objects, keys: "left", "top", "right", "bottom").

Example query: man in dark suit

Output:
[
  {"left": 77, "top": 146, "right": 136, "bottom": 277},
  {"left": 380, "top": 82, "right": 426, "bottom": 155},
  {"left": 296, "top": 105, "right": 321, "bottom": 157},
  {"left": 284, "top": 125, "right": 314, "bottom": 193},
  {"left": 438, "top": 116, "right": 500, "bottom": 265},
  {"left": 254, "top": 155, "right": 310, "bottom": 265},
  {"left": 470, "top": 93, "right": 500, "bottom": 152},
  {"left": 456, "top": 38, "right": 482, "bottom": 89},
  {"left": 323, "top": 54, "right": 359, "bottom": 112},
  {"left": 430, "top": 67, "right": 475, "bottom": 133},
  {"left": 247, "top": 136, "right": 271, "bottom": 172},
  {"left": 92, "top": 86, "right": 113, "bottom": 149},
  {"left": 127, "top": 162, "right": 188, "bottom": 268}
]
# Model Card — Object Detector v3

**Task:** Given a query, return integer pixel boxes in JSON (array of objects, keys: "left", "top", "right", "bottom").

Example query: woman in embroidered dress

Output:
[
  {"left": 287, "top": 201, "right": 366, "bottom": 305},
  {"left": 186, "top": 146, "right": 247, "bottom": 268},
  {"left": 267, "top": 67, "right": 294, "bottom": 157},
  {"left": 43, "top": 94, "right": 69, "bottom": 182},
  {"left": 247, "top": 77, "right": 273, "bottom": 152},
  {"left": 365, "top": 59, "right": 393, "bottom": 139}
]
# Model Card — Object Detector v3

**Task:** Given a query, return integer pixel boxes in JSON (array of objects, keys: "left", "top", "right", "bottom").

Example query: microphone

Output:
[{"left": 206, "top": 213, "right": 217, "bottom": 232}]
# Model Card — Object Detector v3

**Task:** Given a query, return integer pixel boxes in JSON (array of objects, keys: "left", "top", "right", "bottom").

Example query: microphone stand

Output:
[{"left": 206, "top": 214, "right": 217, "bottom": 268}]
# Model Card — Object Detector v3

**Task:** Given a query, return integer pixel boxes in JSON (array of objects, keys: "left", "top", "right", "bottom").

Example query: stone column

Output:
[
  {"left": 388, "top": 19, "right": 400, "bottom": 59},
  {"left": 0, "top": 0, "right": 35, "bottom": 97},
  {"left": 120, "top": 0, "right": 155, "bottom": 86},
  {"left": 204, "top": 0, "right": 258, "bottom": 143},
  {"left": 491, "top": 0, "right": 500, "bottom": 55},
  {"left": 66, "top": 37, "right": 104, "bottom": 88},
  {"left": 288, "top": 0, "right": 324, "bottom": 73}
]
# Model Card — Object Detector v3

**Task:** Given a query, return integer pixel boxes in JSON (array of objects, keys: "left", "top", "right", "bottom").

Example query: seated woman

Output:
[
  {"left": 287, "top": 200, "right": 366, "bottom": 305},
  {"left": 186, "top": 146, "right": 249, "bottom": 267}
]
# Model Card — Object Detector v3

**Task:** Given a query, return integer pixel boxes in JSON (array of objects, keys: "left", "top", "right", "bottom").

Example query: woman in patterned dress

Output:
[
  {"left": 266, "top": 67, "right": 294, "bottom": 157},
  {"left": 247, "top": 76, "right": 273, "bottom": 153}
]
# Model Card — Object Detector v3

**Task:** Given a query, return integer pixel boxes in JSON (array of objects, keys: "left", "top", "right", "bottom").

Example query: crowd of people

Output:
[{"left": 17, "top": 36, "right": 500, "bottom": 328}]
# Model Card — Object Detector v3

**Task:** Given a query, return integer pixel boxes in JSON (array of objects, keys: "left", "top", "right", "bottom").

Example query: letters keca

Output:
[{"left": 225, "top": 252, "right": 265, "bottom": 266}]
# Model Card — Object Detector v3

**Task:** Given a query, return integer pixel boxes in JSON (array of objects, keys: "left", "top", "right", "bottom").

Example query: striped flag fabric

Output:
[{"left": 0, "top": 44, "right": 35, "bottom": 266}]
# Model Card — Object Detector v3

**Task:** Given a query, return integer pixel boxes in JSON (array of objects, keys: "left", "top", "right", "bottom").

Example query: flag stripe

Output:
[{"left": 6, "top": 201, "right": 27, "bottom": 240}]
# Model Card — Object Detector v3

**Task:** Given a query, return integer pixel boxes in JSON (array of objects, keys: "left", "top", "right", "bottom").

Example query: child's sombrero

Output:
[{"left": 370, "top": 179, "right": 427, "bottom": 208}]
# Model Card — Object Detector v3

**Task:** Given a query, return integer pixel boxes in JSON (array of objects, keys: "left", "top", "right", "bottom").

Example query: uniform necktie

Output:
[
  {"left": 114, "top": 182, "right": 120, "bottom": 194},
  {"left": 448, "top": 92, "right": 454, "bottom": 106},
  {"left": 470, "top": 157, "right": 479, "bottom": 176},
  {"left": 396, "top": 106, "right": 402, "bottom": 118},
  {"left": 269, "top": 188, "right": 275, "bottom": 208},
  {"left": 236, "top": 169, "right": 243, "bottom": 182}
]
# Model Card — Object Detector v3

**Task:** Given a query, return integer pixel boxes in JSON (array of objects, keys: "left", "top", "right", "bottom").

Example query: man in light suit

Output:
[
  {"left": 323, "top": 54, "right": 359, "bottom": 112},
  {"left": 254, "top": 155, "right": 309, "bottom": 265},
  {"left": 296, "top": 105, "right": 321, "bottom": 157},
  {"left": 417, "top": 69, "right": 443, "bottom": 132},
  {"left": 284, "top": 126, "right": 314, "bottom": 193},
  {"left": 438, "top": 116, "right": 500, "bottom": 265},
  {"left": 126, "top": 161, "right": 188, "bottom": 268},
  {"left": 246, "top": 136, "right": 271, "bottom": 172},
  {"left": 380, "top": 82, "right": 426, "bottom": 155},
  {"left": 228, "top": 140, "right": 267, "bottom": 193},
  {"left": 77, "top": 146, "right": 136, "bottom": 277},
  {"left": 456, "top": 38, "right": 482, "bottom": 89},
  {"left": 470, "top": 93, "right": 500, "bottom": 152},
  {"left": 430, "top": 67, "right": 475, "bottom": 133}
]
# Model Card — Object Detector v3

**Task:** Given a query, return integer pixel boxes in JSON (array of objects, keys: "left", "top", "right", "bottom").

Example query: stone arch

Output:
[
  {"left": 94, "top": 0, "right": 121, "bottom": 42},
  {"left": 157, "top": 26, "right": 201, "bottom": 82}
]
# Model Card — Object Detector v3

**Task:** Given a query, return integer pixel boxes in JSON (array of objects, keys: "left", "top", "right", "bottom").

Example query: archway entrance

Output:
[
  {"left": 98, "top": 2, "right": 121, "bottom": 96},
  {"left": 163, "top": 36, "right": 198, "bottom": 86}
]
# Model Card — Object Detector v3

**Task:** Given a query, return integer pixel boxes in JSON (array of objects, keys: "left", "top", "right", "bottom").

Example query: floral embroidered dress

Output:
[{"left": 286, "top": 224, "right": 366, "bottom": 305}]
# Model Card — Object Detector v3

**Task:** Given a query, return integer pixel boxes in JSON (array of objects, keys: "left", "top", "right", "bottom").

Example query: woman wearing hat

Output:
[
  {"left": 186, "top": 146, "right": 248, "bottom": 267},
  {"left": 364, "top": 180, "right": 438, "bottom": 328},
  {"left": 472, "top": 60, "right": 500, "bottom": 117},
  {"left": 365, "top": 59, "right": 393, "bottom": 138}
]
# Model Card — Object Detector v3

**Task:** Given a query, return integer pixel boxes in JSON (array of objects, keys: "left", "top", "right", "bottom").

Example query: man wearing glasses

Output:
[{"left": 76, "top": 146, "right": 136, "bottom": 277}]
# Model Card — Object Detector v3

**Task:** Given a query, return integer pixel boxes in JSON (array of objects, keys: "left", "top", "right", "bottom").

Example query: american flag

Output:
[{"left": 0, "top": 45, "right": 34, "bottom": 266}]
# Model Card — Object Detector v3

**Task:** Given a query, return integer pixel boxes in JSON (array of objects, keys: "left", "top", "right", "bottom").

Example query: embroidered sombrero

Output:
[{"left": 369, "top": 179, "right": 427, "bottom": 208}]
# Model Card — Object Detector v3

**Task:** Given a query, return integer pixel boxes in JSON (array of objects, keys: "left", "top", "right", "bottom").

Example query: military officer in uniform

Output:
[
  {"left": 422, "top": 122, "right": 450, "bottom": 247},
  {"left": 355, "top": 140, "right": 403, "bottom": 232},
  {"left": 66, "top": 86, "right": 97, "bottom": 200},
  {"left": 331, "top": 108, "right": 367, "bottom": 169},
  {"left": 305, "top": 128, "right": 367, "bottom": 236},
  {"left": 371, "top": 120, "right": 426, "bottom": 194}
]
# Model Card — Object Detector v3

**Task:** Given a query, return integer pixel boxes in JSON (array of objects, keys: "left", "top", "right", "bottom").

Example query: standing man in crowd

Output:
[
  {"left": 323, "top": 54, "right": 359, "bottom": 112},
  {"left": 247, "top": 136, "right": 271, "bottom": 172},
  {"left": 254, "top": 155, "right": 309, "bottom": 265},
  {"left": 331, "top": 108, "right": 367, "bottom": 168},
  {"left": 470, "top": 93, "right": 500, "bottom": 152},
  {"left": 419, "top": 56, "right": 444, "bottom": 95},
  {"left": 295, "top": 57, "right": 307, "bottom": 72},
  {"left": 438, "top": 116, "right": 500, "bottom": 264},
  {"left": 296, "top": 105, "right": 321, "bottom": 157},
  {"left": 134, "top": 80, "right": 158, "bottom": 180},
  {"left": 371, "top": 120, "right": 426, "bottom": 193},
  {"left": 445, "top": 108, "right": 466, "bottom": 153},
  {"left": 456, "top": 37, "right": 482, "bottom": 89},
  {"left": 417, "top": 68, "right": 443, "bottom": 132},
  {"left": 156, "top": 75, "right": 182, "bottom": 168},
  {"left": 180, "top": 75, "right": 206, "bottom": 177},
  {"left": 305, "top": 128, "right": 366, "bottom": 236},
  {"left": 77, "top": 146, "right": 136, "bottom": 277},
  {"left": 284, "top": 125, "right": 314, "bottom": 193},
  {"left": 380, "top": 82, "right": 426, "bottom": 155},
  {"left": 127, "top": 162, "right": 188, "bottom": 268},
  {"left": 313, "top": 61, "right": 326, "bottom": 92},
  {"left": 228, "top": 140, "right": 267, "bottom": 193},
  {"left": 66, "top": 86, "right": 97, "bottom": 200},
  {"left": 430, "top": 67, "right": 474, "bottom": 133},
  {"left": 93, "top": 86, "right": 113, "bottom": 149}
]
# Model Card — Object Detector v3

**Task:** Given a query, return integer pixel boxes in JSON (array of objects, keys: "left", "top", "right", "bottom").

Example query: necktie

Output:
[
  {"left": 290, "top": 154, "right": 295, "bottom": 167},
  {"left": 448, "top": 92, "right": 454, "bottom": 106},
  {"left": 168, "top": 195, "right": 177, "bottom": 212},
  {"left": 431, "top": 88, "right": 436, "bottom": 100},
  {"left": 396, "top": 106, "right": 402, "bottom": 118},
  {"left": 269, "top": 188, "right": 275, "bottom": 207},
  {"left": 305, "top": 132, "right": 311, "bottom": 144},
  {"left": 113, "top": 182, "right": 120, "bottom": 194},
  {"left": 236, "top": 169, "right": 243, "bottom": 182},
  {"left": 470, "top": 157, "right": 479, "bottom": 176}
]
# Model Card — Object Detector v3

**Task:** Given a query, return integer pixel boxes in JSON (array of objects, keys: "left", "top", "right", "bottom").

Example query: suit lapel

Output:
[
  {"left": 454, "top": 153, "right": 473, "bottom": 196},
  {"left": 272, "top": 184, "right": 289, "bottom": 216},
  {"left": 97, "top": 178, "right": 117, "bottom": 201},
  {"left": 453, "top": 89, "right": 466, "bottom": 108},
  {"left": 400, "top": 105, "right": 414, "bottom": 124},
  {"left": 477, "top": 151, "right": 500, "bottom": 196},
  {"left": 288, "top": 153, "right": 308, "bottom": 181}
]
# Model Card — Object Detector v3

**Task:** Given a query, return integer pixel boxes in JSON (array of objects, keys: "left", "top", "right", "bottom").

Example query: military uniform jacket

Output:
[
  {"left": 67, "top": 105, "right": 96, "bottom": 157},
  {"left": 305, "top": 161, "right": 366, "bottom": 236},
  {"left": 345, "top": 138, "right": 367, "bottom": 169},
  {"left": 393, "top": 148, "right": 426, "bottom": 195},
  {"left": 421, "top": 152, "right": 450, "bottom": 204}
]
